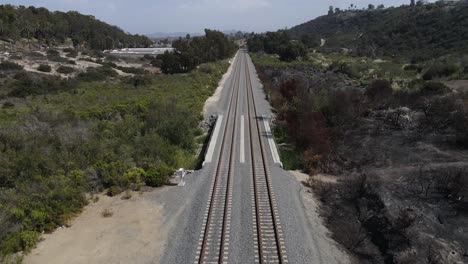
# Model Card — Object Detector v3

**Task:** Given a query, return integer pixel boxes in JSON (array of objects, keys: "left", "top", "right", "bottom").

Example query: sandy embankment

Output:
[
  {"left": 24, "top": 192, "right": 166, "bottom": 264},
  {"left": 202, "top": 52, "right": 239, "bottom": 118}
]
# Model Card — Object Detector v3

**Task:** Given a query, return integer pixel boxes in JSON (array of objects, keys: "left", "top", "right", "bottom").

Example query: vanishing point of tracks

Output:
[{"left": 195, "top": 50, "right": 288, "bottom": 264}]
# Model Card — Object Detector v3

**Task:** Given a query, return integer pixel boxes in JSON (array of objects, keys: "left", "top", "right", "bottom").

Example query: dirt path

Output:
[{"left": 24, "top": 191, "right": 166, "bottom": 264}]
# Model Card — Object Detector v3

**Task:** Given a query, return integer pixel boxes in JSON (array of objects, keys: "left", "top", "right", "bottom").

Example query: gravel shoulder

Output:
[
  {"left": 24, "top": 190, "right": 167, "bottom": 264},
  {"left": 289, "top": 171, "right": 353, "bottom": 264}
]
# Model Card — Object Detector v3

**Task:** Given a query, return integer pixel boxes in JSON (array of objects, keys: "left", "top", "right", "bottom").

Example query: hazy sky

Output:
[{"left": 6, "top": 0, "right": 419, "bottom": 34}]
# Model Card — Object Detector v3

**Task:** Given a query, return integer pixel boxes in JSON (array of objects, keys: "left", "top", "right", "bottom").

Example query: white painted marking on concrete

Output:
[
  {"left": 203, "top": 115, "right": 224, "bottom": 166},
  {"left": 240, "top": 115, "right": 245, "bottom": 163},
  {"left": 263, "top": 116, "right": 283, "bottom": 167}
]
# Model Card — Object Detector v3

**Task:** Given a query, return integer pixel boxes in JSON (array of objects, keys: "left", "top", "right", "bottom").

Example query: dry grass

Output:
[
  {"left": 101, "top": 209, "right": 113, "bottom": 218},
  {"left": 121, "top": 191, "right": 132, "bottom": 200}
]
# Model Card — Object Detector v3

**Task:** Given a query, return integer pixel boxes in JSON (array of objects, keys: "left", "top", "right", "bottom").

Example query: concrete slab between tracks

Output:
[
  {"left": 203, "top": 115, "right": 224, "bottom": 166},
  {"left": 240, "top": 115, "right": 245, "bottom": 163},
  {"left": 263, "top": 117, "right": 282, "bottom": 167}
]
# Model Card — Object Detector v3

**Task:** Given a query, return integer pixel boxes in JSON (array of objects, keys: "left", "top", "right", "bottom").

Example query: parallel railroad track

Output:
[
  {"left": 195, "top": 50, "right": 287, "bottom": 264},
  {"left": 244, "top": 51, "right": 288, "bottom": 264},
  {"left": 195, "top": 53, "right": 243, "bottom": 264}
]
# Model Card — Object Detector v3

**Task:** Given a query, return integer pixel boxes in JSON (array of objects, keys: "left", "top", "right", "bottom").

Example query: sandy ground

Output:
[
  {"left": 24, "top": 191, "right": 166, "bottom": 264},
  {"left": 202, "top": 52, "right": 238, "bottom": 118},
  {"left": 289, "top": 170, "right": 354, "bottom": 264},
  {"left": 1, "top": 51, "right": 137, "bottom": 78},
  {"left": 443, "top": 80, "right": 468, "bottom": 93}
]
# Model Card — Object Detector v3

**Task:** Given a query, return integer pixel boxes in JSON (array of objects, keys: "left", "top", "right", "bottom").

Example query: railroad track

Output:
[
  {"left": 195, "top": 51, "right": 287, "bottom": 264},
  {"left": 195, "top": 53, "right": 243, "bottom": 264},
  {"left": 244, "top": 51, "right": 288, "bottom": 264}
]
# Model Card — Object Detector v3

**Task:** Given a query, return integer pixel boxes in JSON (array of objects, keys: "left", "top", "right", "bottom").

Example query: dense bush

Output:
[
  {"left": 7, "top": 72, "right": 71, "bottom": 97},
  {"left": 0, "top": 61, "right": 23, "bottom": 71},
  {"left": 47, "top": 55, "right": 69, "bottom": 63},
  {"left": 77, "top": 66, "right": 118, "bottom": 81},
  {"left": 278, "top": 41, "right": 307, "bottom": 62},
  {"left": 56, "top": 66, "right": 75, "bottom": 74},
  {"left": 422, "top": 64, "right": 459, "bottom": 80},
  {"left": 144, "top": 169, "right": 169, "bottom": 187},
  {"left": 150, "top": 58, "right": 163, "bottom": 68},
  {"left": 366, "top": 79, "right": 393, "bottom": 100},
  {"left": 25, "top": 52, "right": 45, "bottom": 59},
  {"left": 2, "top": 101, "right": 14, "bottom": 109},
  {"left": 403, "top": 64, "right": 423, "bottom": 72},
  {"left": 37, "top": 64, "right": 52, "bottom": 72},
  {"left": 126, "top": 75, "right": 153, "bottom": 87},
  {"left": 46, "top": 49, "right": 60, "bottom": 57},
  {"left": 420, "top": 81, "right": 450, "bottom": 95},
  {"left": 0, "top": 60, "right": 227, "bottom": 256}
]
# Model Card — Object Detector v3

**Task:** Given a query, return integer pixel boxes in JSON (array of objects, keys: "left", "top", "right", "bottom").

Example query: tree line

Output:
[
  {"left": 247, "top": 30, "right": 308, "bottom": 62},
  {"left": 0, "top": 5, "right": 152, "bottom": 50},
  {"left": 155, "top": 29, "right": 238, "bottom": 74}
]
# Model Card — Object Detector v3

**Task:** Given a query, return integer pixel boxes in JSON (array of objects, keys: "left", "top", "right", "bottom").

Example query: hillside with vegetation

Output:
[
  {"left": 0, "top": 5, "right": 152, "bottom": 50},
  {"left": 288, "top": 1, "right": 468, "bottom": 59}
]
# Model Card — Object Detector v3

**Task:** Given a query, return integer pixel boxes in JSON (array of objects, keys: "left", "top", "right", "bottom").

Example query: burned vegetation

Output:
[{"left": 255, "top": 61, "right": 468, "bottom": 264}]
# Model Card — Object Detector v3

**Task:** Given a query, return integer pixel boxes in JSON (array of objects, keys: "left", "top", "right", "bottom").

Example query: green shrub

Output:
[
  {"left": 9, "top": 208, "right": 25, "bottom": 221},
  {"left": 420, "top": 81, "right": 450, "bottom": 95},
  {"left": 66, "top": 51, "right": 78, "bottom": 58},
  {"left": 19, "top": 231, "right": 39, "bottom": 252},
  {"left": 126, "top": 75, "right": 153, "bottom": 87},
  {"left": 199, "top": 64, "right": 215, "bottom": 74},
  {"left": 37, "top": 64, "right": 52, "bottom": 72},
  {"left": 47, "top": 55, "right": 69, "bottom": 63},
  {"left": 366, "top": 79, "right": 393, "bottom": 100},
  {"left": 77, "top": 66, "right": 118, "bottom": 81},
  {"left": 144, "top": 170, "right": 165, "bottom": 187},
  {"left": 403, "top": 64, "right": 422, "bottom": 72},
  {"left": 105, "top": 55, "right": 119, "bottom": 62},
  {"left": 2, "top": 101, "right": 15, "bottom": 109},
  {"left": 150, "top": 58, "right": 163, "bottom": 68},
  {"left": 46, "top": 49, "right": 60, "bottom": 56},
  {"left": 56, "top": 66, "right": 75, "bottom": 74},
  {"left": 0, "top": 61, "right": 23, "bottom": 71},
  {"left": 122, "top": 167, "right": 145, "bottom": 190},
  {"left": 278, "top": 41, "right": 307, "bottom": 62},
  {"left": 279, "top": 148, "right": 302, "bottom": 170},
  {"left": 423, "top": 64, "right": 459, "bottom": 80},
  {"left": 26, "top": 52, "right": 45, "bottom": 59},
  {"left": 107, "top": 186, "right": 123, "bottom": 196},
  {"left": 63, "top": 48, "right": 74, "bottom": 53},
  {"left": 8, "top": 72, "right": 72, "bottom": 97},
  {"left": 102, "top": 62, "right": 117, "bottom": 68},
  {"left": 91, "top": 50, "right": 104, "bottom": 58},
  {"left": 67, "top": 60, "right": 77, "bottom": 65},
  {"left": 144, "top": 169, "right": 168, "bottom": 187}
]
